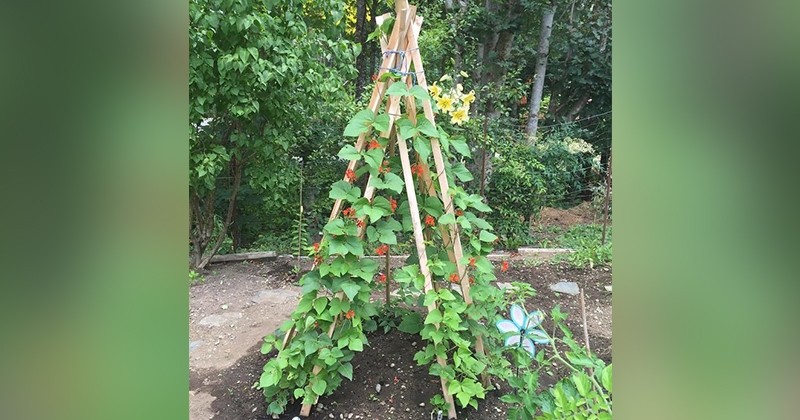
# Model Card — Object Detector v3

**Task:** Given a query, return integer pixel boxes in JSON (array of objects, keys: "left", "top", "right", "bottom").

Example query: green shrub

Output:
[{"left": 485, "top": 141, "right": 546, "bottom": 248}]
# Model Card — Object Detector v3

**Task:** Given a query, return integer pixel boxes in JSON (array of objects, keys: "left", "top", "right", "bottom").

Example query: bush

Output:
[{"left": 484, "top": 141, "right": 546, "bottom": 248}]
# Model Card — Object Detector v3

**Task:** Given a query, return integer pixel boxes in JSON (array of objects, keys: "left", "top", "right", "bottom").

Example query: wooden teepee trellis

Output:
[{"left": 282, "top": 2, "right": 486, "bottom": 418}]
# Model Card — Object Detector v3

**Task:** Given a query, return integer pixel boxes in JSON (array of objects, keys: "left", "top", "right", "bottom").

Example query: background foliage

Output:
[{"left": 189, "top": 0, "right": 612, "bottom": 264}]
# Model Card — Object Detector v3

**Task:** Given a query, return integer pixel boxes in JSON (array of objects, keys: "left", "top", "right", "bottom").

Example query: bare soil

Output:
[{"left": 189, "top": 257, "right": 611, "bottom": 420}]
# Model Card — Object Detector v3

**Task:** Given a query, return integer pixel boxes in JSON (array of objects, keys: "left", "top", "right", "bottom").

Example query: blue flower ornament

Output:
[{"left": 496, "top": 304, "right": 550, "bottom": 357}]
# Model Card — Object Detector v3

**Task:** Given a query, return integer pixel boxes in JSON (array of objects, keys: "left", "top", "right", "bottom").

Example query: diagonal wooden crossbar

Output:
[{"left": 290, "top": 1, "right": 486, "bottom": 418}]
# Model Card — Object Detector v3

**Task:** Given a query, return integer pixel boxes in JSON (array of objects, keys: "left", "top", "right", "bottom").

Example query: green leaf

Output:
[
  {"left": 424, "top": 309, "right": 443, "bottom": 324},
  {"left": 329, "top": 181, "right": 361, "bottom": 202},
  {"left": 338, "top": 363, "right": 354, "bottom": 380},
  {"left": 313, "top": 297, "right": 327, "bottom": 314},
  {"left": 450, "top": 137, "right": 471, "bottom": 157},
  {"left": 340, "top": 281, "right": 361, "bottom": 301},
  {"left": 416, "top": 117, "right": 439, "bottom": 138},
  {"left": 372, "top": 113, "right": 390, "bottom": 133},
  {"left": 323, "top": 218, "right": 345, "bottom": 235},
  {"left": 397, "top": 118, "right": 417, "bottom": 140},
  {"left": 601, "top": 364, "right": 612, "bottom": 393},
  {"left": 413, "top": 137, "right": 432, "bottom": 162},
  {"left": 337, "top": 144, "right": 362, "bottom": 161},
  {"left": 409, "top": 85, "right": 431, "bottom": 102},
  {"left": 348, "top": 337, "right": 364, "bottom": 351},
  {"left": 370, "top": 172, "right": 404, "bottom": 194},
  {"left": 343, "top": 109, "right": 375, "bottom": 137},
  {"left": 397, "top": 312, "right": 423, "bottom": 334},
  {"left": 423, "top": 196, "right": 444, "bottom": 218},
  {"left": 386, "top": 82, "right": 409, "bottom": 97},
  {"left": 363, "top": 148, "right": 384, "bottom": 170},
  {"left": 450, "top": 162, "right": 474, "bottom": 182},
  {"left": 438, "top": 213, "right": 456, "bottom": 225},
  {"left": 479, "top": 230, "right": 498, "bottom": 243},
  {"left": 311, "top": 379, "right": 327, "bottom": 396}
]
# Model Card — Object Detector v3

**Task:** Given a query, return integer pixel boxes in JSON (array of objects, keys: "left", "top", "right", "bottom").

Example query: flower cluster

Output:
[
  {"left": 345, "top": 168, "right": 357, "bottom": 182},
  {"left": 564, "top": 137, "right": 595, "bottom": 155},
  {"left": 375, "top": 244, "right": 389, "bottom": 256},
  {"left": 429, "top": 72, "right": 475, "bottom": 126},
  {"left": 424, "top": 215, "right": 436, "bottom": 227}
]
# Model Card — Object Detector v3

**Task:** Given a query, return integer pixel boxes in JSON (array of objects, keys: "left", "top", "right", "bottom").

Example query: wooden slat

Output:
[{"left": 404, "top": 16, "right": 489, "bottom": 387}]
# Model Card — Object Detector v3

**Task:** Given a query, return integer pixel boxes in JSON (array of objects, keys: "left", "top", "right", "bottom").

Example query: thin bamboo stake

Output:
[
  {"left": 405, "top": 19, "right": 489, "bottom": 386},
  {"left": 601, "top": 155, "right": 612, "bottom": 245}
]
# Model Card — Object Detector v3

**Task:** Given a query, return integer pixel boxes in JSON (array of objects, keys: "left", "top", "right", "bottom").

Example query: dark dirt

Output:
[{"left": 189, "top": 258, "right": 611, "bottom": 420}]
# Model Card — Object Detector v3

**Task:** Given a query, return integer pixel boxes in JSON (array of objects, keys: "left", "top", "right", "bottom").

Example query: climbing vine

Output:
[{"left": 257, "top": 64, "right": 507, "bottom": 415}]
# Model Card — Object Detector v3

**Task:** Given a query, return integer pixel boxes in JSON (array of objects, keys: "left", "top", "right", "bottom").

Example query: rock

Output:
[
  {"left": 419, "top": 402, "right": 425, "bottom": 407},
  {"left": 329, "top": 414, "right": 334, "bottom": 418},
  {"left": 292, "top": 417, "right": 301, "bottom": 420},
  {"left": 390, "top": 363, "right": 395, "bottom": 368},
  {"left": 189, "top": 341, "right": 202, "bottom": 353},
  {"left": 604, "top": 285, "right": 612, "bottom": 292},
  {"left": 348, "top": 414, "right": 353, "bottom": 419},
  {"left": 198, "top": 312, "right": 243, "bottom": 327},
  {"left": 406, "top": 408, "right": 410, "bottom": 412},
  {"left": 317, "top": 403, "right": 324, "bottom": 411},
  {"left": 549, "top": 281, "right": 579, "bottom": 296},
  {"left": 412, "top": 341, "right": 417, "bottom": 346},
  {"left": 221, "top": 304, "right": 229, "bottom": 310},
  {"left": 375, "top": 383, "right": 382, "bottom": 393},
  {"left": 496, "top": 282, "right": 512, "bottom": 290}
]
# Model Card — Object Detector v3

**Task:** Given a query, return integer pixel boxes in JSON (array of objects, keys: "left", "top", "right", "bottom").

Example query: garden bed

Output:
[{"left": 189, "top": 258, "right": 611, "bottom": 419}]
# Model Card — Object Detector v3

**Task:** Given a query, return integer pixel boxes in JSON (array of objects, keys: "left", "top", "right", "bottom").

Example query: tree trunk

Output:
[
  {"left": 525, "top": 5, "right": 556, "bottom": 142},
  {"left": 354, "top": 0, "right": 369, "bottom": 100},
  {"left": 198, "top": 156, "right": 243, "bottom": 269}
]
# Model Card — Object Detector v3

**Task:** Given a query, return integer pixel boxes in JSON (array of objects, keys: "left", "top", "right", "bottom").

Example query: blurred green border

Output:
[{"left": 3, "top": 1, "right": 799, "bottom": 419}]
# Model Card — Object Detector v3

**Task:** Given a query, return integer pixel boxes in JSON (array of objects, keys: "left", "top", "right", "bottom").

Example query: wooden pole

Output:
[
  {"left": 600, "top": 155, "right": 612, "bottom": 245},
  {"left": 405, "top": 19, "right": 489, "bottom": 387}
]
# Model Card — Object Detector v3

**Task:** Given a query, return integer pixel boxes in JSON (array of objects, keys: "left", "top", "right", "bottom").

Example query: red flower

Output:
[
  {"left": 379, "top": 160, "right": 391, "bottom": 174},
  {"left": 469, "top": 257, "right": 476, "bottom": 267},
  {"left": 377, "top": 273, "right": 387, "bottom": 284},
  {"left": 345, "top": 168, "right": 357, "bottom": 182},
  {"left": 371, "top": 73, "right": 378, "bottom": 81},
  {"left": 410, "top": 164, "right": 425, "bottom": 177},
  {"left": 455, "top": 209, "right": 464, "bottom": 217},
  {"left": 375, "top": 244, "right": 389, "bottom": 256},
  {"left": 342, "top": 207, "right": 356, "bottom": 218},
  {"left": 314, "top": 255, "right": 324, "bottom": 266},
  {"left": 519, "top": 95, "right": 528, "bottom": 105},
  {"left": 390, "top": 197, "right": 397, "bottom": 213},
  {"left": 469, "top": 277, "right": 475, "bottom": 285},
  {"left": 424, "top": 215, "right": 435, "bottom": 227},
  {"left": 312, "top": 242, "right": 320, "bottom": 253},
  {"left": 345, "top": 309, "right": 355, "bottom": 320},
  {"left": 368, "top": 138, "right": 381, "bottom": 150},
  {"left": 449, "top": 273, "right": 460, "bottom": 284},
  {"left": 501, "top": 260, "right": 509, "bottom": 272},
  {"left": 356, "top": 219, "right": 365, "bottom": 229}
]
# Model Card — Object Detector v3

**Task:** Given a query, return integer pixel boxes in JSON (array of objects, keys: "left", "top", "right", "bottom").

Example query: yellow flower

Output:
[
  {"left": 449, "top": 107, "right": 469, "bottom": 125},
  {"left": 437, "top": 95, "right": 455, "bottom": 113},
  {"left": 429, "top": 83, "right": 442, "bottom": 98},
  {"left": 461, "top": 90, "right": 476, "bottom": 106},
  {"left": 455, "top": 83, "right": 464, "bottom": 94}
]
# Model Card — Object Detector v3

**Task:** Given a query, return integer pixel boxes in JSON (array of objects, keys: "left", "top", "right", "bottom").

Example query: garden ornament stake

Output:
[{"left": 496, "top": 304, "right": 550, "bottom": 358}]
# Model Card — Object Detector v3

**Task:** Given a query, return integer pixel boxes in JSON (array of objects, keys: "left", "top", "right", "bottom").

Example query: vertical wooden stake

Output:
[
  {"left": 601, "top": 155, "right": 612, "bottom": 245},
  {"left": 385, "top": 249, "right": 391, "bottom": 305}
]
